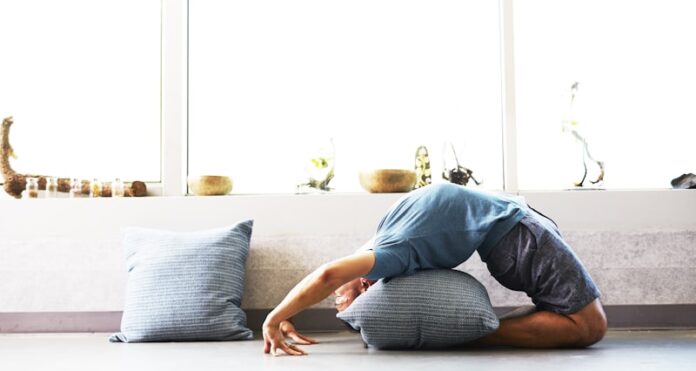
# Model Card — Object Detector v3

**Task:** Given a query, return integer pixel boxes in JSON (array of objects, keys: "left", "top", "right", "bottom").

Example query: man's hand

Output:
[
  {"left": 261, "top": 251, "right": 376, "bottom": 356},
  {"left": 263, "top": 320, "right": 317, "bottom": 356},
  {"left": 280, "top": 320, "right": 318, "bottom": 346}
]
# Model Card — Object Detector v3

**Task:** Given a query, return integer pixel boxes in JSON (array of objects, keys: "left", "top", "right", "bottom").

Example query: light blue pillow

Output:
[
  {"left": 110, "top": 221, "right": 254, "bottom": 343},
  {"left": 337, "top": 269, "right": 499, "bottom": 349}
]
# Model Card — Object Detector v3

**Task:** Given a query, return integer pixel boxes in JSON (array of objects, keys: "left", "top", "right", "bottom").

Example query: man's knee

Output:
[
  {"left": 578, "top": 314, "right": 607, "bottom": 346},
  {"left": 570, "top": 300, "right": 607, "bottom": 347}
]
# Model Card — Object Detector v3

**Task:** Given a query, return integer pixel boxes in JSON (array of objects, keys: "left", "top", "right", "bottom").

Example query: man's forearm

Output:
[
  {"left": 264, "top": 251, "right": 376, "bottom": 326},
  {"left": 264, "top": 267, "right": 343, "bottom": 326}
]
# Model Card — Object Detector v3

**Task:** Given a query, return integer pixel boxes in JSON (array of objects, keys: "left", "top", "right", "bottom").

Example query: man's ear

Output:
[{"left": 358, "top": 278, "right": 374, "bottom": 293}]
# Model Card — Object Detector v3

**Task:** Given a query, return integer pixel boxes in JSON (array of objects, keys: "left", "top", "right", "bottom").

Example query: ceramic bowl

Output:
[
  {"left": 359, "top": 169, "right": 416, "bottom": 193},
  {"left": 188, "top": 175, "right": 233, "bottom": 196}
]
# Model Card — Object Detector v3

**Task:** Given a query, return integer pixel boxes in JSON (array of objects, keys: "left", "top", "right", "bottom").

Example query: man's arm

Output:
[{"left": 262, "top": 250, "right": 376, "bottom": 356}]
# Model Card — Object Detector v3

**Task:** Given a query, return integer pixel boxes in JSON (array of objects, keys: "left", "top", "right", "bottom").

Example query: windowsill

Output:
[
  {"left": 0, "top": 185, "right": 692, "bottom": 199},
  {"left": 2, "top": 177, "right": 691, "bottom": 200},
  {"left": 0, "top": 186, "right": 694, "bottom": 233}
]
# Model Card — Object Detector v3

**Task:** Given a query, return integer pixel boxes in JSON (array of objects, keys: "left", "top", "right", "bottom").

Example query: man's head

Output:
[{"left": 333, "top": 277, "right": 374, "bottom": 312}]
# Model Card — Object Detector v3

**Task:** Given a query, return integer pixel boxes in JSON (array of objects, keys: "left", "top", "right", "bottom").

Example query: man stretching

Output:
[{"left": 263, "top": 183, "right": 606, "bottom": 355}]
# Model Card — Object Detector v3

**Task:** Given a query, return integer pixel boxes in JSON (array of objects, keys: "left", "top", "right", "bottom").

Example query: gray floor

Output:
[{"left": 1, "top": 330, "right": 695, "bottom": 371}]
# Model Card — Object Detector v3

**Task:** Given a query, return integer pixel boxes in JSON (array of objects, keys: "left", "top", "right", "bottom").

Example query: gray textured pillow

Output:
[
  {"left": 109, "top": 221, "right": 254, "bottom": 343},
  {"left": 337, "top": 269, "right": 499, "bottom": 349}
]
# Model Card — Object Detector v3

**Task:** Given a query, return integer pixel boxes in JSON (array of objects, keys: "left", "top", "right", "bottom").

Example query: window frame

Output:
[
  {"left": 1, "top": 0, "right": 693, "bottom": 200},
  {"left": 175, "top": 0, "right": 516, "bottom": 196}
]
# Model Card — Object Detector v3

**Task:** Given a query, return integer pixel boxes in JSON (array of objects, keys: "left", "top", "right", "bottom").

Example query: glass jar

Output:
[
  {"left": 46, "top": 177, "right": 59, "bottom": 198},
  {"left": 90, "top": 178, "right": 102, "bottom": 198},
  {"left": 70, "top": 178, "right": 82, "bottom": 198},
  {"left": 25, "top": 177, "right": 39, "bottom": 199},
  {"left": 101, "top": 181, "right": 112, "bottom": 197},
  {"left": 112, "top": 178, "right": 125, "bottom": 197},
  {"left": 296, "top": 138, "right": 336, "bottom": 193}
]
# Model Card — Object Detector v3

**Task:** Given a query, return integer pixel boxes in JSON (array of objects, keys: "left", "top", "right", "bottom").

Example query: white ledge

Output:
[{"left": 1, "top": 188, "right": 695, "bottom": 234}]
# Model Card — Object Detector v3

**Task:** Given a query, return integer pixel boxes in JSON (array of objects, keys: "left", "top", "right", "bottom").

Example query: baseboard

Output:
[
  {"left": 1, "top": 305, "right": 695, "bottom": 333},
  {"left": 0, "top": 311, "right": 122, "bottom": 333}
]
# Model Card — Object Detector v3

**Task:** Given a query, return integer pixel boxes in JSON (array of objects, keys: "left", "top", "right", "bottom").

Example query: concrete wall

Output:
[{"left": 1, "top": 190, "right": 695, "bottom": 317}]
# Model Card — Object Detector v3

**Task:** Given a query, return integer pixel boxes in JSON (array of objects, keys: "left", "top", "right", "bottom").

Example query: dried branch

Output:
[{"left": 1, "top": 116, "right": 147, "bottom": 198}]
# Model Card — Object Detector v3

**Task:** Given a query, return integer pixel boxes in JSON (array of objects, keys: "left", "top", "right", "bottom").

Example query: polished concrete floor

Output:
[{"left": 1, "top": 330, "right": 695, "bottom": 371}]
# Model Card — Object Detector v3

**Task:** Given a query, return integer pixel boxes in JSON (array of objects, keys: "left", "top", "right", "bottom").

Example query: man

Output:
[{"left": 263, "top": 183, "right": 606, "bottom": 356}]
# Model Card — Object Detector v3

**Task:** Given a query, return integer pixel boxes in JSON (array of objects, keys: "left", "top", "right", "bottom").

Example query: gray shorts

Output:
[{"left": 484, "top": 210, "right": 601, "bottom": 315}]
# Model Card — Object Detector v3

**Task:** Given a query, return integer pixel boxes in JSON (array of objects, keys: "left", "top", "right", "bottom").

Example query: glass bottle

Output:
[
  {"left": 70, "top": 178, "right": 82, "bottom": 198},
  {"left": 90, "top": 178, "right": 102, "bottom": 198},
  {"left": 296, "top": 138, "right": 335, "bottom": 193},
  {"left": 25, "top": 177, "right": 39, "bottom": 199},
  {"left": 101, "top": 181, "right": 112, "bottom": 197},
  {"left": 112, "top": 178, "right": 125, "bottom": 197},
  {"left": 45, "top": 177, "right": 58, "bottom": 198}
]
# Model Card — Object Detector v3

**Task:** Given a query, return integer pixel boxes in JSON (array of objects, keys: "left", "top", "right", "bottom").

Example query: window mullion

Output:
[
  {"left": 161, "top": 0, "right": 188, "bottom": 196},
  {"left": 500, "top": 0, "right": 519, "bottom": 194}
]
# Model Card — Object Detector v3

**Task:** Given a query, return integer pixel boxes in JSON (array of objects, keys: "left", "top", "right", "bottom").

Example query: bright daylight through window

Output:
[
  {"left": 3, "top": 0, "right": 693, "bottom": 197},
  {"left": 0, "top": 0, "right": 161, "bottom": 187},
  {"left": 189, "top": 0, "right": 503, "bottom": 194},
  {"left": 514, "top": 0, "right": 696, "bottom": 190}
]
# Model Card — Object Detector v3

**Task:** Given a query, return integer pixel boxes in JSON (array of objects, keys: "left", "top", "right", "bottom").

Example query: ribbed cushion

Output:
[
  {"left": 337, "top": 269, "right": 499, "bottom": 349},
  {"left": 109, "top": 221, "right": 254, "bottom": 343}
]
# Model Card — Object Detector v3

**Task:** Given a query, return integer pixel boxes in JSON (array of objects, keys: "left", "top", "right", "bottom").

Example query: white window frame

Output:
[
  {"left": 2, "top": 0, "right": 694, "bottom": 233},
  {"left": 162, "top": 0, "right": 548, "bottom": 196},
  {"left": 160, "top": 0, "right": 188, "bottom": 197},
  {"left": 0, "top": 0, "right": 685, "bottom": 196},
  {"left": 500, "top": 0, "right": 518, "bottom": 193}
]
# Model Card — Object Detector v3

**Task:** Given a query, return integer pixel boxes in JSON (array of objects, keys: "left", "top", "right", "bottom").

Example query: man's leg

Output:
[
  {"left": 478, "top": 299, "right": 607, "bottom": 348},
  {"left": 483, "top": 212, "right": 605, "bottom": 348}
]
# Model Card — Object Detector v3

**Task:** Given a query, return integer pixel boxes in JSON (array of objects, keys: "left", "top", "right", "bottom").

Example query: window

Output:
[
  {"left": 514, "top": 0, "right": 696, "bottom": 190},
  {"left": 0, "top": 0, "right": 161, "bottom": 182},
  {"left": 4, "top": 0, "right": 692, "bottom": 197},
  {"left": 189, "top": 0, "right": 503, "bottom": 193}
]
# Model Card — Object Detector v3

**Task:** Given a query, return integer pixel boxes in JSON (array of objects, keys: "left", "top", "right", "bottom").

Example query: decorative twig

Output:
[
  {"left": 562, "top": 83, "right": 605, "bottom": 187},
  {"left": 442, "top": 142, "right": 481, "bottom": 186},
  {"left": 1, "top": 116, "right": 146, "bottom": 198}
]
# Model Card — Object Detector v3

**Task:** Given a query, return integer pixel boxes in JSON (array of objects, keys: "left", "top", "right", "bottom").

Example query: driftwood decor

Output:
[
  {"left": 1, "top": 116, "right": 147, "bottom": 198},
  {"left": 562, "top": 82, "right": 605, "bottom": 187}
]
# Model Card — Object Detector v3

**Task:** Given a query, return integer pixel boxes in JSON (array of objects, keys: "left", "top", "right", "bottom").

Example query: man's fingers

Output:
[
  {"left": 296, "top": 333, "right": 319, "bottom": 344},
  {"left": 291, "top": 333, "right": 319, "bottom": 345},
  {"left": 263, "top": 338, "right": 270, "bottom": 354},
  {"left": 287, "top": 332, "right": 312, "bottom": 345},
  {"left": 272, "top": 342, "right": 305, "bottom": 356},
  {"left": 291, "top": 338, "right": 312, "bottom": 345},
  {"left": 287, "top": 343, "right": 307, "bottom": 355}
]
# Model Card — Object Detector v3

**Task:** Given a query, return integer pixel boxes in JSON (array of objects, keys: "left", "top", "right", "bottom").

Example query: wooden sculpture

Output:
[
  {"left": 562, "top": 82, "right": 605, "bottom": 187},
  {"left": 1, "top": 116, "right": 146, "bottom": 198}
]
